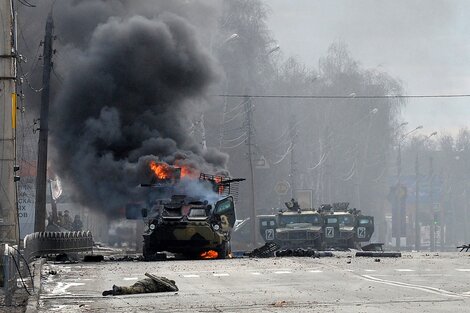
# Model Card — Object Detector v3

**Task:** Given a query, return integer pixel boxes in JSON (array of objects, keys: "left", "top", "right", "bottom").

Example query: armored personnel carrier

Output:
[
  {"left": 126, "top": 162, "right": 244, "bottom": 260},
  {"left": 142, "top": 194, "right": 236, "bottom": 260},
  {"left": 319, "top": 202, "right": 374, "bottom": 249},
  {"left": 258, "top": 200, "right": 323, "bottom": 249},
  {"left": 257, "top": 201, "right": 374, "bottom": 251}
]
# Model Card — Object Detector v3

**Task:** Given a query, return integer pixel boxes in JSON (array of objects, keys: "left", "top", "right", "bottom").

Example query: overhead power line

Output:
[
  {"left": 216, "top": 94, "right": 470, "bottom": 99},
  {"left": 16, "top": 0, "right": 36, "bottom": 8}
]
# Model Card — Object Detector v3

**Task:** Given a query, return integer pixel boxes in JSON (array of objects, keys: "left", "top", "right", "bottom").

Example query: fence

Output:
[{"left": 0, "top": 244, "right": 19, "bottom": 306}]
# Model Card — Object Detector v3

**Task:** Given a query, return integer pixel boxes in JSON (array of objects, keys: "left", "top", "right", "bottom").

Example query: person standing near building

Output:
[
  {"left": 72, "top": 215, "right": 83, "bottom": 231},
  {"left": 63, "top": 210, "right": 72, "bottom": 230}
]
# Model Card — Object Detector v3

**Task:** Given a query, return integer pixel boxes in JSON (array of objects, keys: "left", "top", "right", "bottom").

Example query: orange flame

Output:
[
  {"left": 149, "top": 160, "right": 201, "bottom": 181},
  {"left": 200, "top": 250, "right": 219, "bottom": 259},
  {"left": 174, "top": 160, "right": 199, "bottom": 179},
  {"left": 149, "top": 161, "right": 173, "bottom": 179},
  {"left": 214, "top": 176, "right": 225, "bottom": 194}
]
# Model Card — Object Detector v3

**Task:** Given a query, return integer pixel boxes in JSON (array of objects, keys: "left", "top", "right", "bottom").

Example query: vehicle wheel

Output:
[
  {"left": 143, "top": 238, "right": 159, "bottom": 261},
  {"left": 346, "top": 238, "right": 356, "bottom": 250},
  {"left": 143, "top": 247, "right": 153, "bottom": 261},
  {"left": 314, "top": 238, "right": 324, "bottom": 250},
  {"left": 217, "top": 241, "right": 231, "bottom": 259}
]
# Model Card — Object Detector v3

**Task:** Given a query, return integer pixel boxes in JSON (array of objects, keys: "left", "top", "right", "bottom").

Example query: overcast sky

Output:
[{"left": 266, "top": 0, "right": 470, "bottom": 136}]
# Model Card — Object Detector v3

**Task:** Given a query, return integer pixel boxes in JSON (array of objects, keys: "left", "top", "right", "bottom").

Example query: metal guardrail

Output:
[
  {"left": 1, "top": 244, "right": 19, "bottom": 306},
  {"left": 24, "top": 231, "right": 93, "bottom": 262}
]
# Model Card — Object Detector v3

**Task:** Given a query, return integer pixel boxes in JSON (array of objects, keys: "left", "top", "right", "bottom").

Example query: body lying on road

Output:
[{"left": 102, "top": 273, "right": 178, "bottom": 296}]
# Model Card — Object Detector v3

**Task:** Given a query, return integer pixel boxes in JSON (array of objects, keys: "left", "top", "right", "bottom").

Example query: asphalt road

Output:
[{"left": 35, "top": 252, "right": 470, "bottom": 312}]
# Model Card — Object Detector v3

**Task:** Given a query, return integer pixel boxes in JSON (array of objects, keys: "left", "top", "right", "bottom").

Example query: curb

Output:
[{"left": 25, "top": 258, "right": 46, "bottom": 313}]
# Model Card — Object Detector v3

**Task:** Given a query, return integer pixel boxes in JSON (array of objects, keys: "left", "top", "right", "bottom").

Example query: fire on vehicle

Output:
[{"left": 126, "top": 161, "right": 244, "bottom": 260}]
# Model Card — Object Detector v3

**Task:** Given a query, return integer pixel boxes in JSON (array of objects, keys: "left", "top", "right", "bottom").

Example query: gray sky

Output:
[{"left": 266, "top": 0, "right": 470, "bottom": 136}]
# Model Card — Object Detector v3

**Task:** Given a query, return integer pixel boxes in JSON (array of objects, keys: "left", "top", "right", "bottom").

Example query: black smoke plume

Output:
[{"left": 46, "top": 8, "right": 227, "bottom": 212}]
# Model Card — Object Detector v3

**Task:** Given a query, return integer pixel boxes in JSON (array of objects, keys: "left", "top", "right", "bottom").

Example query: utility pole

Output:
[
  {"left": 289, "top": 116, "right": 297, "bottom": 199},
  {"left": 0, "top": 0, "right": 19, "bottom": 245},
  {"left": 244, "top": 95, "right": 256, "bottom": 246},
  {"left": 429, "top": 156, "right": 435, "bottom": 252},
  {"left": 415, "top": 153, "right": 420, "bottom": 251},
  {"left": 396, "top": 143, "right": 402, "bottom": 250},
  {"left": 34, "top": 13, "right": 54, "bottom": 232}
]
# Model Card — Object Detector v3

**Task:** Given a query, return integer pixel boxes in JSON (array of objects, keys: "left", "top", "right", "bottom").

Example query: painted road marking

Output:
[
  {"left": 51, "top": 282, "right": 86, "bottom": 295},
  {"left": 361, "top": 275, "right": 462, "bottom": 298},
  {"left": 250, "top": 272, "right": 261, "bottom": 275},
  {"left": 456, "top": 269, "right": 470, "bottom": 272},
  {"left": 183, "top": 274, "right": 200, "bottom": 278},
  {"left": 364, "top": 269, "right": 376, "bottom": 272},
  {"left": 309, "top": 270, "right": 323, "bottom": 273},
  {"left": 213, "top": 273, "right": 230, "bottom": 277},
  {"left": 395, "top": 269, "right": 415, "bottom": 272},
  {"left": 123, "top": 277, "right": 138, "bottom": 281},
  {"left": 274, "top": 271, "right": 292, "bottom": 274}
]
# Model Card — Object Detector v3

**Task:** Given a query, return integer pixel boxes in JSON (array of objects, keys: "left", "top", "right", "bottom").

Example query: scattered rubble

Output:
[
  {"left": 272, "top": 300, "right": 288, "bottom": 307},
  {"left": 246, "top": 243, "right": 334, "bottom": 258},
  {"left": 245, "top": 242, "right": 280, "bottom": 258}
]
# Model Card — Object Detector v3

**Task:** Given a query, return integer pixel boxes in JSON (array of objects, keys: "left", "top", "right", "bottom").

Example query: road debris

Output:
[
  {"left": 457, "top": 244, "right": 470, "bottom": 252},
  {"left": 83, "top": 255, "right": 104, "bottom": 262},
  {"left": 107, "top": 255, "right": 144, "bottom": 262},
  {"left": 272, "top": 300, "right": 288, "bottom": 307},
  {"left": 361, "top": 243, "right": 384, "bottom": 251},
  {"left": 246, "top": 242, "right": 280, "bottom": 258},
  {"left": 275, "top": 249, "right": 334, "bottom": 258},
  {"left": 246, "top": 243, "right": 336, "bottom": 258}
]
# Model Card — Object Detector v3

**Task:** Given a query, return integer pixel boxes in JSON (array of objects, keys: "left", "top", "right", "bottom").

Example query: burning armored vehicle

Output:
[{"left": 127, "top": 162, "right": 244, "bottom": 260}]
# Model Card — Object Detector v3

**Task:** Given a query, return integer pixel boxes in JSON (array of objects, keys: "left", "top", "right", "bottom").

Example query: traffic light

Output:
[{"left": 433, "top": 212, "right": 440, "bottom": 225}]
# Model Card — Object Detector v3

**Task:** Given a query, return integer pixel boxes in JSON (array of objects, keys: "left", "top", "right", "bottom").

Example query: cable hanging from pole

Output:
[
  {"left": 16, "top": 0, "right": 36, "bottom": 8},
  {"left": 216, "top": 93, "right": 470, "bottom": 100}
]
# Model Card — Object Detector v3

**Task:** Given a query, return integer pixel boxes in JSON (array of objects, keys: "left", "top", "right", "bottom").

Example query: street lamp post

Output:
[
  {"left": 356, "top": 107, "right": 379, "bottom": 208},
  {"left": 415, "top": 131, "right": 437, "bottom": 251},
  {"left": 396, "top": 125, "right": 423, "bottom": 250}
]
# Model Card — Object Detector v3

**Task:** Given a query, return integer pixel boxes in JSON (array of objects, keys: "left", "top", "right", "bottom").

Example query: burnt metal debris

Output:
[
  {"left": 246, "top": 242, "right": 334, "bottom": 258},
  {"left": 83, "top": 255, "right": 104, "bottom": 262},
  {"left": 246, "top": 242, "right": 280, "bottom": 258},
  {"left": 457, "top": 244, "right": 470, "bottom": 252}
]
